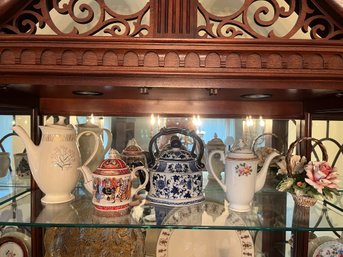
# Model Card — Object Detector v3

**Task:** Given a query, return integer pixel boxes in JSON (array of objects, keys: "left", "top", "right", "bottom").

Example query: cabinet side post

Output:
[
  {"left": 30, "top": 108, "right": 44, "bottom": 257},
  {"left": 292, "top": 112, "right": 312, "bottom": 257}
]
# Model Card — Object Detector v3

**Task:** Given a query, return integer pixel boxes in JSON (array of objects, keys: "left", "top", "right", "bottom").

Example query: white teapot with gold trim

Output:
[{"left": 13, "top": 116, "right": 99, "bottom": 204}]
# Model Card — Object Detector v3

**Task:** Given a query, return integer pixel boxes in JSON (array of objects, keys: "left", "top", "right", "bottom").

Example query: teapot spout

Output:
[
  {"left": 255, "top": 151, "right": 280, "bottom": 192},
  {"left": 78, "top": 166, "right": 93, "bottom": 194},
  {"left": 12, "top": 125, "right": 40, "bottom": 183}
]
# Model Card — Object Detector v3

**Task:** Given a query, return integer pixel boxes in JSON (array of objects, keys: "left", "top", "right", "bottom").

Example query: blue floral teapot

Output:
[{"left": 146, "top": 127, "right": 205, "bottom": 206}]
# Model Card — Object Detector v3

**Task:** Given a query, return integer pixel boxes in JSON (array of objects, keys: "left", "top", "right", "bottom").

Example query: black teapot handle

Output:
[{"left": 148, "top": 127, "right": 205, "bottom": 168}]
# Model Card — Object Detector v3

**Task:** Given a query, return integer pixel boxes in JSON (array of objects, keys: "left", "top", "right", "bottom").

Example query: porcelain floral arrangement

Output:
[{"left": 276, "top": 155, "right": 340, "bottom": 201}]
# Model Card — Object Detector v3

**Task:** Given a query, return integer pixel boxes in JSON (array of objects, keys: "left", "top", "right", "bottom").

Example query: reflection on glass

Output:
[
  {"left": 104, "top": 0, "right": 149, "bottom": 15},
  {"left": 311, "top": 120, "right": 343, "bottom": 190},
  {"left": 199, "top": 0, "right": 243, "bottom": 16},
  {"left": 63, "top": 116, "right": 296, "bottom": 156},
  {"left": 0, "top": 115, "right": 31, "bottom": 187}
]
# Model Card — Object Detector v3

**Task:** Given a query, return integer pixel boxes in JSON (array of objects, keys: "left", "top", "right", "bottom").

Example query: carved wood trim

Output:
[{"left": 0, "top": 37, "right": 342, "bottom": 89}]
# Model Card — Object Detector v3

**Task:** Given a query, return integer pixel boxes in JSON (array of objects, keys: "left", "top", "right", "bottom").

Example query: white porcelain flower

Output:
[
  {"left": 290, "top": 155, "right": 307, "bottom": 174},
  {"left": 276, "top": 155, "right": 307, "bottom": 176},
  {"left": 276, "top": 156, "right": 287, "bottom": 175}
]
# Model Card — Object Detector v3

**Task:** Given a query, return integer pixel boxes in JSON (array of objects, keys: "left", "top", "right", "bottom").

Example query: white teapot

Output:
[
  {"left": 76, "top": 117, "right": 112, "bottom": 173},
  {"left": 208, "top": 139, "right": 279, "bottom": 212},
  {"left": 13, "top": 116, "right": 99, "bottom": 204}
]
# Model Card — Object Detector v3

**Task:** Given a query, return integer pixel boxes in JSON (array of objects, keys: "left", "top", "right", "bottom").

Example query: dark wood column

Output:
[
  {"left": 292, "top": 112, "right": 312, "bottom": 257},
  {"left": 151, "top": 0, "right": 197, "bottom": 38},
  {"left": 30, "top": 109, "right": 44, "bottom": 257}
]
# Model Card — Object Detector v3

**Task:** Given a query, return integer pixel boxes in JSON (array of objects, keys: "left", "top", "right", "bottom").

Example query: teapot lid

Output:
[
  {"left": 96, "top": 149, "right": 129, "bottom": 174},
  {"left": 46, "top": 116, "right": 73, "bottom": 130},
  {"left": 159, "top": 136, "right": 193, "bottom": 161},
  {"left": 122, "top": 138, "right": 144, "bottom": 155},
  {"left": 228, "top": 139, "right": 256, "bottom": 159},
  {"left": 206, "top": 133, "right": 226, "bottom": 151},
  {"left": 77, "top": 116, "right": 99, "bottom": 128}
]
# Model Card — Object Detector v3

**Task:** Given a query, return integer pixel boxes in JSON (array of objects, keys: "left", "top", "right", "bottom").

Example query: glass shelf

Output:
[
  {"left": 0, "top": 174, "right": 31, "bottom": 188},
  {"left": 0, "top": 186, "right": 30, "bottom": 206},
  {"left": 0, "top": 184, "right": 342, "bottom": 232}
]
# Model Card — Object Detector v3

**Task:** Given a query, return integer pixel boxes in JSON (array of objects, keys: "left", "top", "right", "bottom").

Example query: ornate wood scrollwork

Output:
[
  {"left": 0, "top": 0, "right": 341, "bottom": 40},
  {"left": 196, "top": 0, "right": 343, "bottom": 39},
  {"left": 0, "top": 0, "right": 151, "bottom": 37}
]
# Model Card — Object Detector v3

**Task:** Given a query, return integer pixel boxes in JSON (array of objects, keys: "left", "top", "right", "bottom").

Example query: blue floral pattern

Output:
[
  {"left": 152, "top": 174, "right": 169, "bottom": 197},
  {"left": 160, "top": 149, "right": 192, "bottom": 161},
  {"left": 151, "top": 172, "right": 203, "bottom": 200},
  {"left": 149, "top": 132, "right": 204, "bottom": 205},
  {"left": 154, "top": 160, "right": 199, "bottom": 173}
]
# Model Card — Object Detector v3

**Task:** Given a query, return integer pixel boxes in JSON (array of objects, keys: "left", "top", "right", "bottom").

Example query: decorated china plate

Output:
[
  {"left": 308, "top": 236, "right": 334, "bottom": 257},
  {"left": 0, "top": 236, "right": 29, "bottom": 257},
  {"left": 156, "top": 201, "right": 254, "bottom": 257},
  {"left": 312, "top": 240, "right": 343, "bottom": 257}
]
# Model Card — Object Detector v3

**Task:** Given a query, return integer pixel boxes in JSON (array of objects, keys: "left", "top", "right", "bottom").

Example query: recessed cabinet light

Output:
[
  {"left": 72, "top": 90, "right": 103, "bottom": 96},
  {"left": 240, "top": 94, "right": 272, "bottom": 99}
]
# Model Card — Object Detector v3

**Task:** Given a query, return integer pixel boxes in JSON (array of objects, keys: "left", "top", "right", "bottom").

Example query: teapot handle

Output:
[
  {"left": 101, "top": 128, "right": 113, "bottom": 155},
  {"left": 76, "top": 131, "right": 100, "bottom": 168},
  {"left": 148, "top": 127, "right": 204, "bottom": 168},
  {"left": 131, "top": 166, "right": 149, "bottom": 197},
  {"left": 208, "top": 150, "right": 226, "bottom": 192}
]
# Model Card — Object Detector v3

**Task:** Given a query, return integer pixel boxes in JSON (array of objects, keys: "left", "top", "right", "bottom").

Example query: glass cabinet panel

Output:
[{"left": 0, "top": 115, "right": 31, "bottom": 189}]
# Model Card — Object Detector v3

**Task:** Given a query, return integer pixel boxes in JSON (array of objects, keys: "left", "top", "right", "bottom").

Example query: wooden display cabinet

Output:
[{"left": 0, "top": 1, "right": 342, "bottom": 256}]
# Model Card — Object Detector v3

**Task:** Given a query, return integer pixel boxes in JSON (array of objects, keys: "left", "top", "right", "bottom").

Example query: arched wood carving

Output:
[
  {"left": 1, "top": 42, "right": 342, "bottom": 70},
  {"left": 0, "top": 39, "right": 342, "bottom": 84}
]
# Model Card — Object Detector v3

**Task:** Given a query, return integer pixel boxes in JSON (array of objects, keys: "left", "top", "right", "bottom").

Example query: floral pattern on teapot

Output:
[
  {"left": 51, "top": 146, "right": 77, "bottom": 170},
  {"left": 235, "top": 163, "right": 253, "bottom": 176},
  {"left": 154, "top": 161, "right": 197, "bottom": 173},
  {"left": 147, "top": 128, "right": 205, "bottom": 206},
  {"left": 13, "top": 116, "right": 100, "bottom": 204},
  {"left": 151, "top": 172, "right": 203, "bottom": 199},
  {"left": 154, "top": 149, "right": 198, "bottom": 173},
  {"left": 159, "top": 150, "right": 192, "bottom": 161}
]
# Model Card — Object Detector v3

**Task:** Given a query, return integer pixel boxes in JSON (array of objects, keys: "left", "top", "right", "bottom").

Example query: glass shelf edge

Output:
[
  {"left": 0, "top": 189, "right": 342, "bottom": 232},
  {"left": 0, "top": 221, "right": 341, "bottom": 232},
  {"left": 0, "top": 187, "right": 30, "bottom": 206}
]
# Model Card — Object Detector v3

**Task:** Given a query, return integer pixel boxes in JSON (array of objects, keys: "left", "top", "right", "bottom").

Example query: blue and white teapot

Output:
[{"left": 146, "top": 127, "right": 205, "bottom": 206}]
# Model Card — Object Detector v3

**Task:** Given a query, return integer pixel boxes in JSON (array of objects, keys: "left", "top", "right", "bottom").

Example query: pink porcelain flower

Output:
[{"left": 304, "top": 161, "right": 339, "bottom": 194}]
